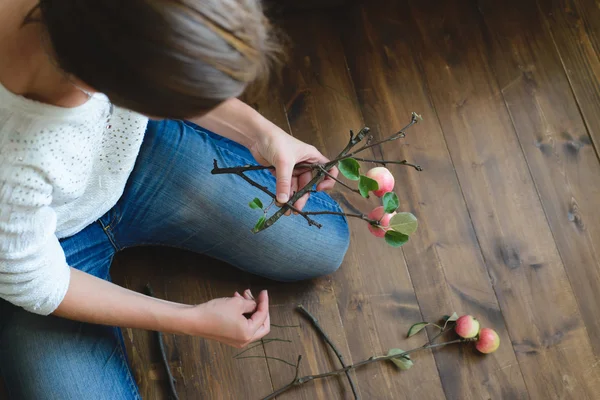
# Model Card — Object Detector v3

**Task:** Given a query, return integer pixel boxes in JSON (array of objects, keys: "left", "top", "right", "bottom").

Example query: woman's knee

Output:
[{"left": 271, "top": 196, "right": 350, "bottom": 282}]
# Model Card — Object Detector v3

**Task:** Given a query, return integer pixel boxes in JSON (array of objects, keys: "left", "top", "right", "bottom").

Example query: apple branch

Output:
[
  {"left": 210, "top": 114, "right": 422, "bottom": 234},
  {"left": 261, "top": 337, "right": 475, "bottom": 400}
]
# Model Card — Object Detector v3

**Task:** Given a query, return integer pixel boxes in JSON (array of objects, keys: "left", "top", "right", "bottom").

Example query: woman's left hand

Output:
[{"left": 249, "top": 125, "right": 338, "bottom": 212}]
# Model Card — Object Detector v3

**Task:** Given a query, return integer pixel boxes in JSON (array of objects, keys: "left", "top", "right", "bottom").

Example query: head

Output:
[{"left": 35, "top": 0, "right": 282, "bottom": 118}]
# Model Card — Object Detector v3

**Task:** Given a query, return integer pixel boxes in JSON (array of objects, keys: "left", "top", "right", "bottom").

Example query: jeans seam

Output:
[
  {"left": 97, "top": 220, "right": 121, "bottom": 251},
  {"left": 103, "top": 212, "right": 119, "bottom": 231},
  {"left": 115, "top": 338, "right": 142, "bottom": 400}
]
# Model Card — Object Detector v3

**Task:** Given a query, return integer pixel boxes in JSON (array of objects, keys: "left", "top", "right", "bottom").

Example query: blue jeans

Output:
[{"left": 0, "top": 120, "right": 350, "bottom": 399}]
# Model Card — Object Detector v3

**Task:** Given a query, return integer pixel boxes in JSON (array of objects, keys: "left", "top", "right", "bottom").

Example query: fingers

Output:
[
  {"left": 239, "top": 296, "right": 257, "bottom": 314},
  {"left": 293, "top": 171, "right": 313, "bottom": 212},
  {"left": 317, "top": 166, "right": 338, "bottom": 191},
  {"left": 283, "top": 178, "right": 299, "bottom": 216},
  {"left": 275, "top": 159, "right": 293, "bottom": 204},
  {"left": 242, "top": 289, "right": 255, "bottom": 301},
  {"left": 250, "top": 322, "right": 270, "bottom": 342},
  {"left": 248, "top": 290, "right": 269, "bottom": 332},
  {"left": 250, "top": 293, "right": 270, "bottom": 341}
]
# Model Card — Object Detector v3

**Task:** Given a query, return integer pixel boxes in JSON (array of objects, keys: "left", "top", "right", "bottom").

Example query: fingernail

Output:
[
  {"left": 245, "top": 289, "right": 255, "bottom": 300},
  {"left": 277, "top": 194, "right": 289, "bottom": 203}
]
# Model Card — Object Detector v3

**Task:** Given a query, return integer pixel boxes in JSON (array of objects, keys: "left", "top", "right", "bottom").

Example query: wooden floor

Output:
[{"left": 6, "top": 0, "right": 599, "bottom": 399}]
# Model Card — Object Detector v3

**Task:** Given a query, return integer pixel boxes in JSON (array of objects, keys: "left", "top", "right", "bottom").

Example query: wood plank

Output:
[
  {"left": 407, "top": 0, "right": 600, "bottom": 397},
  {"left": 256, "top": 298, "right": 355, "bottom": 400},
  {"left": 277, "top": 11, "right": 446, "bottom": 400},
  {"left": 338, "top": 2, "right": 528, "bottom": 398},
  {"left": 241, "top": 43, "right": 360, "bottom": 399},
  {"left": 112, "top": 248, "right": 274, "bottom": 400},
  {"left": 478, "top": 0, "right": 600, "bottom": 358},
  {"left": 537, "top": 0, "right": 600, "bottom": 156}
]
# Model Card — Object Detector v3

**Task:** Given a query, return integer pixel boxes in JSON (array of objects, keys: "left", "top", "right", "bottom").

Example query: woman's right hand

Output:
[
  {"left": 188, "top": 289, "right": 270, "bottom": 348},
  {"left": 54, "top": 269, "right": 269, "bottom": 348}
]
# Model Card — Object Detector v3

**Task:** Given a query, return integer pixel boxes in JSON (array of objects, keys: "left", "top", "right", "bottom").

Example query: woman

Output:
[{"left": 0, "top": 1, "right": 350, "bottom": 398}]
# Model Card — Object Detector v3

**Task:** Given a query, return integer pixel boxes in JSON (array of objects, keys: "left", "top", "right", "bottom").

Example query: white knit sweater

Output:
[{"left": 0, "top": 83, "right": 148, "bottom": 315}]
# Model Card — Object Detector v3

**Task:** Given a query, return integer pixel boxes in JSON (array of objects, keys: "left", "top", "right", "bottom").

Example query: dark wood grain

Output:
[
  {"left": 337, "top": 2, "right": 528, "bottom": 398},
  {"left": 7, "top": 2, "right": 600, "bottom": 400},
  {"left": 478, "top": 0, "right": 600, "bottom": 359},
  {"left": 277, "top": 12, "right": 445, "bottom": 400},
  {"left": 241, "top": 45, "right": 359, "bottom": 400},
  {"left": 112, "top": 248, "right": 274, "bottom": 400},
  {"left": 537, "top": 0, "right": 600, "bottom": 157},
  {"left": 407, "top": 0, "right": 600, "bottom": 397}
]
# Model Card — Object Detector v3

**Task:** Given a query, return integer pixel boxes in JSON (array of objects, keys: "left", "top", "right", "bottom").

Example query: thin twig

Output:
[
  {"left": 271, "top": 323, "right": 301, "bottom": 328},
  {"left": 209, "top": 163, "right": 316, "bottom": 174},
  {"left": 235, "top": 355, "right": 297, "bottom": 367},
  {"left": 262, "top": 338, "right": 472, "bottom": 400},
  {"left": 234, "top": 339, "right": 292, "bottom": 359},
  {"left": 318, "top": 166, "right": 360, "bottom": 194},
  {"left": 297, "top": 305, "right": 360, "bottom": 400},
  {"left": 325, "top": 116, "right": 418, "bottom": 168},
  {"left": 294, "top": 355, "right": 302, "bottom": 381},
  {"left": 144, "top": 284, "right": 179, "bottom": 400},
  {"left": 303, "top": 210, "right": 379, "bottom": 225},
  {"left": 428, "top": 320, "right": 457, "bottom": 344},
  {"left": 351, "top": 157, "right": 423, "bottom": 171}
]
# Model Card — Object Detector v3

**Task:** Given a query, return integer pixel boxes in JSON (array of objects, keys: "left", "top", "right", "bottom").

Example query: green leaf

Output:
[
  {"left": 338, "top": 158, "right": 361, "bottom": 181},
  {"left": 385, "top": 231, "right": 409, "bottom": 247},
  {"left": 407, "top": 322, "right": 429, "bottom": 338},
  {"left": 442, "top": 312, "right": 459, "bottom": 329},
  {"left": 446, "top": 312, "right": 459, "bottom": 322},
  {"left": 249, "top": 198, "right": 264, "bottom": 210},
  {"left": 382, "top": 192, "right": 399, "bottom": 213},
  {"left": 389, "top": 212, "right": 418, "bottom": 235},
  {"left": 358, "top": 175, "right": 379, "bottom": 198},
  {"left": 252, "top": 216, "right": 266, "bottom": 233},
  {"left": 387, "top": 349, "right": 414, "bottom": 370}
]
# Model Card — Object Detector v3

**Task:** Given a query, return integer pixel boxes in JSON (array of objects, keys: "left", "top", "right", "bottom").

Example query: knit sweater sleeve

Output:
[{"left": 0, "top": 160, "right": 71, "bottom": 315}]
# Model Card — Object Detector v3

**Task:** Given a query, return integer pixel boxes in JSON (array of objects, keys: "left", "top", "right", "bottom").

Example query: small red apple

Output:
[
  {"left": 366, "top": 167, "right": 395, "bottom": 197},
  {"left": 475, "top": 328, "right": 500, "bottom": 354},
  {"left": 367, "top": 206, "right": 396, "bottom": 238},
  {"left": 454, "top": 315, "right": 480, "bottom": 339}
]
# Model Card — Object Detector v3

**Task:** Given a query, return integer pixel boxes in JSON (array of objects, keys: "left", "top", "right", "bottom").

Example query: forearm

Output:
[
  {"left": 53, "top": 268, "right": 195, "bottom": 335},
  {"left": 191, "top": 98, "right": 276, "bottom": 148}
]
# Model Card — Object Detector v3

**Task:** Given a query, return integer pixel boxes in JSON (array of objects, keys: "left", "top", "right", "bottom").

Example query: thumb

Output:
[{"left": 275, "top": 159, "right": 294, "bottom": 204}]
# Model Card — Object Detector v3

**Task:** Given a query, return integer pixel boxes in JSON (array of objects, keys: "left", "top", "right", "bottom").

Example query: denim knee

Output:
[{"left": 274, "top": 192, "right": 350, "bottom": 282}]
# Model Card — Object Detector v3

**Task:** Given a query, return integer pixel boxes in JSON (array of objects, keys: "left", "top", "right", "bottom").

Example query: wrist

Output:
[
  {"left": 173, "top": 302, "right": 211, "bottom": 336},
  {"left": 247, "top": 107, "right": 279, "bottom": 147},
  {"left": 152, "top": 302, "right": 198, "bottom": 335}
]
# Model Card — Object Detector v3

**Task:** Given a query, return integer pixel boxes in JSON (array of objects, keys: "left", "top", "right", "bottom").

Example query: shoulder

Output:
[{"left": 112, "top": 107, "right": 149, "bottom": 131}]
